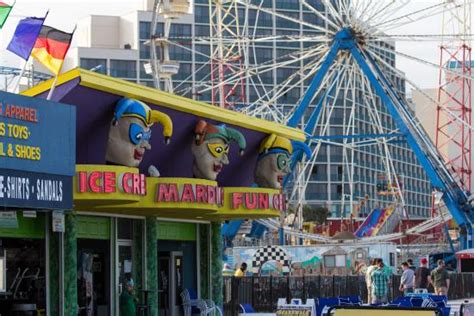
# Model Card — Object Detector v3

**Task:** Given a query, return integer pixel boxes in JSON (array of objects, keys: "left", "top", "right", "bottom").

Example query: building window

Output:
[
  {"left": 118, "top": 218, "right": 133, "bottom": 240},
  {"left": 277, "top": 68, "right": 296, "bottom": 84},
  {"left": 139, "top": 21, "right": 151, "bottom": 39},
  {"left": 256, "top": 11, "right": 273, "bottom": 27},
  {"left": 139, "top": 21, "right": 164, "bottom": 39},
  {"left": 174, "top": 63, "right": 192, "bottom": 81},
  {"left": 276, "top": 11, "right": 299, "bottom": 29},
  {"left": 139, "top": 61, "right": 152, "bottom": 79},
  {"left": 110, "top": 60, "right": 137, "bottom": 79},
  {"left": 195, "top": 6, "right": 210, "bottom": 23},
  {"left": 80, "top": 58, "right": 107, "bottom": 74},
  {"left": 139, "top": 41, "right": 151, "bottom": 59},
  {"left": 170, "top": 24, "right": 192, "bottom": 37},
  {"left": 276, "top": 0, "right": 300, "bottom": 10},
  {"left": 195, "top": 25, "right": 210, "bottom": 38},
  {"left": 324, "top": 255, "right": 346, "bottom": 267},
  {"left": 195, "top": 45, "right": 210, "bottom": 62},
  {"left": 169, "top": 45, "right": 192, "bottom": 61},
  {"left": 324, "top": 255, "right": 335, "bottom": 267}
]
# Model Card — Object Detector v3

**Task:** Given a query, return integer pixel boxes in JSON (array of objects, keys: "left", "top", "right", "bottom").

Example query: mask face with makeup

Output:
[
  {"left": 191, "top": 138, "right": 230, "bottom": 180},
  {"left": 105, "top": 98, "right": 173, "bottom": 168},
  {"left": 191, "top": 120, "right": 247, "bottom": 181},
  {"left": 255, "top": 150, "right": 291, "bottom": 189},
  {"left": 106, "top": 117, "right": 152, "bottom": 167}
]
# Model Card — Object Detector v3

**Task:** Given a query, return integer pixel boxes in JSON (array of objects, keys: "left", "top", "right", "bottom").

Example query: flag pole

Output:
[
  {"left": 11, "top": 59, "right": 28, "bottom": 93},
  {"left": 46, "top": 75, "right": 58, "bottom": 100}
]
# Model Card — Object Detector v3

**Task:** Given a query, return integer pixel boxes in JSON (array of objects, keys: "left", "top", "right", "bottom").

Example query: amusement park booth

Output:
[
  {"left": 23, "top": 68, "right": 305, "bottom": 316},
  {"left": 456, "top": 249, "right": 474, "bottom": 272},
  {"left": 0, "top": 91, "right": 76, "bottom": 314}
]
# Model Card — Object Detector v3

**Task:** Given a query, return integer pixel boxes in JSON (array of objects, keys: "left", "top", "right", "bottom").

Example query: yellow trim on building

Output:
[
  {"left": 22, "top": 68, "right": 306, "bottom": 141},
  {"left": 73, "top": 165, "right": 281, "bottom": 220}
]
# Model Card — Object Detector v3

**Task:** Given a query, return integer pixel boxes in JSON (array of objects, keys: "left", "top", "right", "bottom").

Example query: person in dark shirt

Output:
[
  {"left": 415, "top": 258, "right": 431, "bottom": 289},
  {"left": 407, "top": 258, "right": 416, "bottom": 272},
  {"left": 430, "top": 259, "right": 450, "bottom": 297}
]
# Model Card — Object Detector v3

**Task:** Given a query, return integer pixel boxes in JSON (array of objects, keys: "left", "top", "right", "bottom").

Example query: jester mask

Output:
[
  {"left": 255, "top": 134, "right": 311, "bottom": 189},
  {"left": 191, "top": 120, "right": 246, "bottom": 181},
  {"left": 105, "top": 98, "right": 173, "bottom": 167}
]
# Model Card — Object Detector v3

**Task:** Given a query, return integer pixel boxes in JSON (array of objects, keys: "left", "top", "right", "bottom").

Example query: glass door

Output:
[
  {"left": 158, "top": 256, "right": 170, "bottom": 316},
  {"left": 118, "top": 244, "right": 132, "bottom": 292},
  {"left": 171, "top": 251, "right": 183, "bottom": 316}
]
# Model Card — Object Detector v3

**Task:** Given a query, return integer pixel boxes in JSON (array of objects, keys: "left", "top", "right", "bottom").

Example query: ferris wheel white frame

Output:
[{"left": 150, "top": 0, "right": 474, "bottom": 245}]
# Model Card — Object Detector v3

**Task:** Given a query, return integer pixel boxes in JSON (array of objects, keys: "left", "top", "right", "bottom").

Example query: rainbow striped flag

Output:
[{"left": 0, "top": 1, "right": 14, "bottom": 28}]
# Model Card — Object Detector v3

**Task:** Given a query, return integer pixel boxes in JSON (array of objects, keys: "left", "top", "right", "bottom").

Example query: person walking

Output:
[
  {"left": 415, "top": 258, "right": 431, "bottom": 290},
  {"left": 430, "top": 259, "right": 450, "bottom": 297},
  {"left": 399, "top": 262, "right": 415, "bottom": 295},
  {"left": 234, "top": 262, "right": 247, "bottom": 277},
  {"left": 371, "top": 259, "right": 390, "bottom": 304},
  {"left": 365, "top": 259, "right": 377, "bottom": 303},
  {"left": 119, "top": 277, "right": 138, "bottom": 316}
]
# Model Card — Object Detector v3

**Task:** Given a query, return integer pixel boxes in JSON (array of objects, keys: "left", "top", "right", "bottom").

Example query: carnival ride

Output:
[
  {"left": 146, "top": 0, "right": 474, "bottom": 251},
  {"left": 354, "top": 205, "right": 399, "bottom": 238},
  {"left": 1, "top": 1, "right": 471, "bottom": 251},
  {"left": 0, "top": 66, "right": 51, "bottom": 91}
]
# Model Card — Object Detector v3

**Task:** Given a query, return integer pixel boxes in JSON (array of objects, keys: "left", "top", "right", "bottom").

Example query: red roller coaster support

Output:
[{"left": 435, "top": 43, "right": 472, "bottom": 215}]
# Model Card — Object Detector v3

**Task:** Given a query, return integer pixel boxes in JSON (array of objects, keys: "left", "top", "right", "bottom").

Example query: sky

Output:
[{"left": 0, "top": 0, "right": 471, "bottom": 91}]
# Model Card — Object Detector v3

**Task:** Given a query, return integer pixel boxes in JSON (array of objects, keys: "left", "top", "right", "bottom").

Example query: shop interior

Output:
[
  {"left": 158, "top": 240, "right": 197, "bottom": 316},
  {"left": 0, "top": 238, "right": 46, "bottom": 315},
  {"left": 77, "top": 239, "right": 110, "bottom": 316}
]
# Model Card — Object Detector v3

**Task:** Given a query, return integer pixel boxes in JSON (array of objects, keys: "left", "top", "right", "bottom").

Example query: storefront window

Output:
[
  {"left": 0, "top": 238, "right": 46, "bottom": 312},
  {"left": 78, "top": 239, "right": 110, "bottom": 315},
  {"left": 117, "top": 218, "right": 133, "bottom": 240}
]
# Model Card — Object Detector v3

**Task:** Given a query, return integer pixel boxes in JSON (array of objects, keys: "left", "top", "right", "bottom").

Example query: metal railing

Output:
[{"left": 223, "top": 274, "right": 474, "bottom": 315}]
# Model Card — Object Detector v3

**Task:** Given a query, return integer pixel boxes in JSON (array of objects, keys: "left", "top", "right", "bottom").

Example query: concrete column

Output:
[
  {"left": 64, "top": 213, "right": 77, "bottom": 315},
  {"left": 146, "top": 216, "right": 158, "bottom": 315},
  {"left": 210, "top": 222, "right": 223, "bottom": 306}
]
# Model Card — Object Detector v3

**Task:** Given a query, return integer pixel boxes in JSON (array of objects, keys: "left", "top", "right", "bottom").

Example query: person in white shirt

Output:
[{"left": 365, "top": 258, "right": 377, "bottom": 303}]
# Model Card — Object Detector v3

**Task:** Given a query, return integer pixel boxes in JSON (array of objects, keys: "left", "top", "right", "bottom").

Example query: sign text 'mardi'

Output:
[{"left": 156, "top": 183, "right": 224, "bottom": 206}]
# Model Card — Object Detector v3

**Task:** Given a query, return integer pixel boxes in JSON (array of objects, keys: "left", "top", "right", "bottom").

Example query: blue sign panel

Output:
[
  {"left": 0, "top": 168, "right": 72, "bottom": 210},
  {"left": 0, "top": 91, "right": 76, "bottom": 176}
]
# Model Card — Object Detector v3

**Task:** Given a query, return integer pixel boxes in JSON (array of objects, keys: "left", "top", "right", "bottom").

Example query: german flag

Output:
[{"left": 31, "top": 25, "right": 73, "bottom": 75}]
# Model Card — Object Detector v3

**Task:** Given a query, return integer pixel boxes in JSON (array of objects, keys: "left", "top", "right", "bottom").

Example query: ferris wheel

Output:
[{"left": 150, "top": 0, "right": 473, "bottom": 245}]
